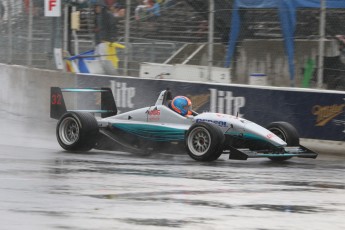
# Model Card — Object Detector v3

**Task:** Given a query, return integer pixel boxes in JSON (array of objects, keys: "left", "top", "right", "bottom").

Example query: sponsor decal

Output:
[
  {"left": 148, "top": 109, "right": 160, "bottom": 121},
  {"left": 196, "top": 119, "right": 227, "bottom": 127},
  {"left": 148, "top": 110, "right": 160, "bottom": 116},
  {"left": 209, "top": 88, "right": 246, "bottom": 117},
  {"left": 312, "top": 103, "right": 345, "bottom": 126},
  {"left": 266, "top": 133, "right": 274, "bottom": 139},
  {"left": 110, "top": 80, "right": 136, "bottom": 109}
]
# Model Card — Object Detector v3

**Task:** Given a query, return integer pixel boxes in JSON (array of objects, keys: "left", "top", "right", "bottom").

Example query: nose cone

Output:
[
  {"left": 267, "top": 131, "right": 287, "bottom": 146},
  {"left": 245, "top": 122, "right": 287, "bottom": 147}
]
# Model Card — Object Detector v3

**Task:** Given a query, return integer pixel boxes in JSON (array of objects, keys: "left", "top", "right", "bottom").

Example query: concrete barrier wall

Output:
[{"left": 0, "top": 64, "right": 76, "bottom": 120}]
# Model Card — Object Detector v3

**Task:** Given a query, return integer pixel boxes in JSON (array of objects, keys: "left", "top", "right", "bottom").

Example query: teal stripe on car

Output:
[{"left": 113, "top": 123, "right": 186, "bottom": 142}]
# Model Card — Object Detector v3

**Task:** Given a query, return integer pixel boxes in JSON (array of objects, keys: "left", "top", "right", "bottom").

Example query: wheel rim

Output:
[
  {"left": 269, "top": 127, "right": 287, "bottom": 142},
  {"left": 59, "top": 117, "right": 80, "bottom": 145},
  {"left": 188, "top": 127, "right": 211, "bottom": 156}
]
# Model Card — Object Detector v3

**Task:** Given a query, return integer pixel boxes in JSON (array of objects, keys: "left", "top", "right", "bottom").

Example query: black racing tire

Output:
[
  {"left": 266, "top": 121, "right": 300, "bottom": 161},
  {"left": 56, "top": 112, "right": 99, "bottom": 151},
  {"left": 185, "top": 122, "right": 225, "bottom": 162}
]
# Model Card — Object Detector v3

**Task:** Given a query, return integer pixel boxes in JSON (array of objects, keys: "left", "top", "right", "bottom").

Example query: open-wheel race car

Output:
[{"left": 50, "top": 87, "right": 318, "bottom": 162}]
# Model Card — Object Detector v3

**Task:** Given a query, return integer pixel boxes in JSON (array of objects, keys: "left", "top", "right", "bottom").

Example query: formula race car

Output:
[{"left": 50, "top": 87, "right": 318, "bottom": 162}]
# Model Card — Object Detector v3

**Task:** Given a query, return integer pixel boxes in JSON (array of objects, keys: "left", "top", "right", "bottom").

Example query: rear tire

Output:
[
  {"left": 266, "top": 121, "right": 299, "bottom": 161},
  {"left": 56, "top": 112, "right": 99, "bottom": 151},
  {"left": 185, "top": 122, "right": 224, "bottom": 162}
]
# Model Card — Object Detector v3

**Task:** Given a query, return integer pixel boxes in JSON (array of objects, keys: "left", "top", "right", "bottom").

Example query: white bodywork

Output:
[{"left": 99, "top": 90, "right": 287, "bottom": 148}]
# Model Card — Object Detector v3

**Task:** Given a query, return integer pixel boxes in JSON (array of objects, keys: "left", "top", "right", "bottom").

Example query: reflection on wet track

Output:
[{"left": 0, "top": 115, "right": 344, "bottom": 230}]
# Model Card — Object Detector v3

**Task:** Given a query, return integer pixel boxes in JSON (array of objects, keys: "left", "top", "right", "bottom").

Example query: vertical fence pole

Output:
[
  {"left": 63, "top": 4, "right": 69, "bottom": 52},
  {"left": 317, "top": 0, "right": 326, "bottom": 88},
  {"left": 207, "top": 0, "right": 214, "bottom": 81},
  {"left": 27, "top": 0, "right": 33, "bottom": 66},
  {"left": 124, "top": 0, "right": 131, "bottom": 76},
  {"left": 7, "top": 0, "right": 12, "bottom": 64},
  {"left": 71, "top": 6, "right": 79, "bottom": 55}
]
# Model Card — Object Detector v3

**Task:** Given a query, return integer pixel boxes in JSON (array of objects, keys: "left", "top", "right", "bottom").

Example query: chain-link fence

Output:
[
  {"left": 0, "top": 0, "right": 345, "bottom": 90},
  {"left": 0, "top": 0, "right": 60, "bottom": 68}
]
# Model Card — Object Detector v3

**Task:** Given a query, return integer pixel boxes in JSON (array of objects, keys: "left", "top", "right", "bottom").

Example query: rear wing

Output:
[{"left": 50, "top": 87, "right": 117, "bottom": 120}]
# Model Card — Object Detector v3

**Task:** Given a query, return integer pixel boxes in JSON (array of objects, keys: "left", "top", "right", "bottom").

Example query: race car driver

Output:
[{"left": 169, "top": 96, "right": 193, "bottom": 116}]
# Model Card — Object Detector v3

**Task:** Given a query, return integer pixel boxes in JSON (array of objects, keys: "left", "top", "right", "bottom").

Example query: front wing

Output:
[{"left": 228, "top": 145, "right": 318, "bottom": 160}]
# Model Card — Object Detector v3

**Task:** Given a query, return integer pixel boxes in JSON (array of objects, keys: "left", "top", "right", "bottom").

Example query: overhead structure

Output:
[{"left": 225, "top": 0, "right": 345, "bottom": 86}]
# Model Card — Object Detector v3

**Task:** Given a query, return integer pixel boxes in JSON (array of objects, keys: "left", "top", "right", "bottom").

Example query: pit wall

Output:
[{"left": 1, "top": 64, "right": 345, "bottom": 142}]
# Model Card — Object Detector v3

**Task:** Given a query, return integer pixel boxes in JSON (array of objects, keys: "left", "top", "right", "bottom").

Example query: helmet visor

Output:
[{"left": 183, "top": 105, "right": 192, "bottom": 111}]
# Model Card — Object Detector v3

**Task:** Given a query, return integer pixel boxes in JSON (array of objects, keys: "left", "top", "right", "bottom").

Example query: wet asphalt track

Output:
[{"left": 0, "top": 113, "right": 344, "bottom": 230}]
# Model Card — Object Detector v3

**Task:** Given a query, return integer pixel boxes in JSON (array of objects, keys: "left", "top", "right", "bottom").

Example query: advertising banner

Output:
[{"left": 76, "top": 74, "right": 345, "bottom": 141}]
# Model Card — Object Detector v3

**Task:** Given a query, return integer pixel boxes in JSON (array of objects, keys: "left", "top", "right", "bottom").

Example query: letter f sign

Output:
[
  {"left": 49, "top": 0, "right": 56, "bottom": 11},
  {"left": 45, "top": 0, "right": 61, "bottom": 17}
]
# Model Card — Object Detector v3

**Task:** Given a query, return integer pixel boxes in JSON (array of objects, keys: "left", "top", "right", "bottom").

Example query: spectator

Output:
[
  {"left": 147, "top": 0, "right": 160, "bottom": 18},
  {"left": 135, "top": 0, "right": 150, "bottom": 21},
  {"left": 94, "top": 0, "right": 117, "bottom": 45},
  {"left": 93, "top": 0, "right": 123, "bottom": 74},
  {"left": 146, "top": 0, "right": 160, "bottom": 32},
  {"left": 147, "top": 0, "right": 155, "bottom": 8},
  {"left": 104, "top": 0, "right": 116, "bottom": 8},
  {"left": 110, "top": 3, "right": 125, "bottom": 18}
]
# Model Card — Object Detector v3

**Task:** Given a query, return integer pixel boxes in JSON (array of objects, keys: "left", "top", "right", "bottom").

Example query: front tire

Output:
[
  {"left": 56, "top": 112, "right": 99, "bottom": 151},
  {"left": 266, "top": 121, "right": 299, "bottom": 161},
  {"left": 185, "top": 122, "right": 224, "bottom": 162}
]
